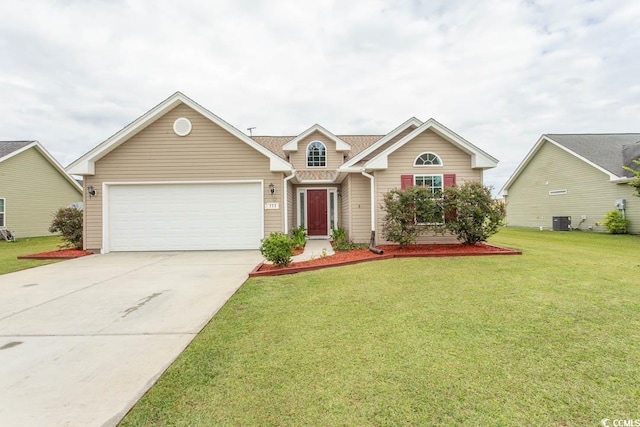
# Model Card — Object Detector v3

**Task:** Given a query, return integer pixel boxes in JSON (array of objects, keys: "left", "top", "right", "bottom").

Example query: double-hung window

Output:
[{"left": 414, "top": 175, "right": 444, "bottom": 224}]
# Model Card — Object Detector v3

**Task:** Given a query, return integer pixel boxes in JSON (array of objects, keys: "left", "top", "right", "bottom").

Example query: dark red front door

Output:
[{"left": 307, "top": 190, "right": 328, "bottom": 236}]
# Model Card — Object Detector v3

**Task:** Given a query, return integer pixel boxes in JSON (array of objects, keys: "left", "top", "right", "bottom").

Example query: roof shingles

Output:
[
  {"left": 0, "top": 141, "right": 35, "bottom": 160},
  {"left": 546, "top": 134, "right": 640, "bottom": 178}
]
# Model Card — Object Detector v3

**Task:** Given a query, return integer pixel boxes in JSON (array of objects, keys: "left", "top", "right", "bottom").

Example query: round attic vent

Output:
[{"left": 173, "top": 117, "right": 192, "bottom": 136}]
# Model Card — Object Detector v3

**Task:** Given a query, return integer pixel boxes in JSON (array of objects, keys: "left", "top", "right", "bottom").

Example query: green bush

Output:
[
  {"left": 442, "top": 182, "right": 505, "bottom": 244},
  {"left": 330, "top": 227, "right": 363, "bottom": 251},
  {"left": 382, "top": 186, "right": 439, "bottom": 247},
  {"left": 602, "top": 210, "right": 629, "bottom": 234},
  {"left": 260, "top": 232, "right": 295, "bottom": 267},
  {"left": 290, "top": 225, "right": 307, "bottom": 249},
  {"left": 49, "top": 207, "right": 83, "bottom": 249}
]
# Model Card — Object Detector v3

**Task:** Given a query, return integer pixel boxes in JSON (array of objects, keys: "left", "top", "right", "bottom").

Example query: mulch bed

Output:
[
  {"left": 250, "top": 243, "right": 521, "bottom": 277},
  {"left": 18, "top": 249, "right": 93, "bottom": 260}
]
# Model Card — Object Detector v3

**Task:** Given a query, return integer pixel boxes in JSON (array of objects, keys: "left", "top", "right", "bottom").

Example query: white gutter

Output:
[
  {"left": 610, "top": 177, "right": 634, "bottom": 184},
  {"left": 283, "top": 171, "right": 296, "bottom": 232},
  {"left": 361, "top": 170, "right": 376, "bottom": 232}
]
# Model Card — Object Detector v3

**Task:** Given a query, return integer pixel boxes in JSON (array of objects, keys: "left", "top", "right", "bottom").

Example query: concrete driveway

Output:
[{"left": 0, "top": 251, "right": 262, "bottom": 427}]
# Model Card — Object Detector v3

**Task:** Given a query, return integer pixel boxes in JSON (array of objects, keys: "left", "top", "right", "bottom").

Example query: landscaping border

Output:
[
  {"left": 18, "top": 250, "right": 93, "bottom": 260},
  {"left": 249, "top": 244, "right": 521, "bottom": 277}
]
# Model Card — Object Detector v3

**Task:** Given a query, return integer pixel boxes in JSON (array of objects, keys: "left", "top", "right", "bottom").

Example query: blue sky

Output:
[{"left": 1, "top": 0, "right": 639, "bottom": 192}]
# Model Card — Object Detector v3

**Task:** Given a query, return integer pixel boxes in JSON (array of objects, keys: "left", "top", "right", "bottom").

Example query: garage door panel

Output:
[{"left": 107, "top": 183, "right": 262, "bottom": 251}]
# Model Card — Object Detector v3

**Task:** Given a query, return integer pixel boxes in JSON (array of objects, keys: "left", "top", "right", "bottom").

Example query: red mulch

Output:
[
  {"left": 18, "top": 249, "right": 93, "bottom": 260},
  {"left": 250, "top": 243, "right": 521, "bottom": 277}
]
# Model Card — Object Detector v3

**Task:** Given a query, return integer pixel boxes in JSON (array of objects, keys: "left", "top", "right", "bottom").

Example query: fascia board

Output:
[
  {"left": 544, "top": 136, "right": 620, "bottom": 180},
  {"left": 341, "top": 117, "right": 423, "bottom": 169},
  {"left": 0, "top": 141, "right": 37, "bottom": 164},
  {"left": 67, "top": 92, "right": 292, "bottom": 175},
  {"left": 499, "top": 135, "right": 546, "bottom": 196},
  {"left": 282, "top": 124, "right": 351, "bottom": 152},
  {"left": 365, "top": 118, "right": 498, "bottom": 172},
  {"left": 31, "top": 142, "right": 83, "bottom": 192},
  {"left": 67, "top": 93, "right": 184, "bottom": 175}
]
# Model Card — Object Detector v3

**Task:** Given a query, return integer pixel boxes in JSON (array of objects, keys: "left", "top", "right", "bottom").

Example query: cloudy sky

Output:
[{"left": 2, "top": 0, "right": 639, "bottom": 192}]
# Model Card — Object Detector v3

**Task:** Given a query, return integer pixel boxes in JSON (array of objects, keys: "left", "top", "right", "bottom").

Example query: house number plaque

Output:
[{"left": 265, "top": 203, "right": 279, "bottom": 210}]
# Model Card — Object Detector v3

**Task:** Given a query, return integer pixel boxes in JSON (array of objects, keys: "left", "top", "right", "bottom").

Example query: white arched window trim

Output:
[
  {"left": 306, "top": 141, "right": 327, "bottom": 167},
  {"left": 413, "top": 152, "right": 443, "bottom": 167}
]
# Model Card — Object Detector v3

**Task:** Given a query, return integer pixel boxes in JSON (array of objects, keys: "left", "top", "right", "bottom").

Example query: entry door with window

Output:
[{"left": 307, "top": 189, "right": 328, "bottom": 236}]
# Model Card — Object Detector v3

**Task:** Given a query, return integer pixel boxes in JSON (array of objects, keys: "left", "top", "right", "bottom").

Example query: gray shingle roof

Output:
[
  {"left": 251, "top": 135, "right": 383, "bottom": 160},
  {"left": 545, "top": 134, "right": 640, "bottom": 178},
  {"left": 0, "top": 141, "right": 35, "bottom": 160}
]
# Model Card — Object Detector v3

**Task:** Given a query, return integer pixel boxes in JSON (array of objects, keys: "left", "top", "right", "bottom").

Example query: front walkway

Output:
[{"left": 291, "top": 239, "right": 335, "bottom": 262}]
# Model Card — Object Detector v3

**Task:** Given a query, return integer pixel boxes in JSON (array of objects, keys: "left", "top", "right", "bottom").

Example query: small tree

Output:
[
  {"left": 49, "top": 207, "right": 83, "bottom": 249},
  {"left": 623, "top": 159, "right": 640, "bottom": 196},
  {"left": 442, "top": 182, "right": 505, "bottom": 244}
]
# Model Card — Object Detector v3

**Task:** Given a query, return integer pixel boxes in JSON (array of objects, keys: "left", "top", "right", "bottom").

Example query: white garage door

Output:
[{"left": 106, "top": 182, "right": 262, "bottom": 251}]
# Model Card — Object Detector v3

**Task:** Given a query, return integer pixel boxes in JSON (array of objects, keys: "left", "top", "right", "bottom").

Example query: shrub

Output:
[
  {"left": 442, "top": 182, "right": 505, "bottom": 244},
  {"left": 49, "top": 207, "right": 83, "bottom": 249},
  {"left": 290, "top": 225, "right": 307, "bottom": 249},
  {"left": 602, "top": 210, "right": 629, "bottom": 234},
  {"left": 260, "top": 232, "right": 295, "bottom": 267},
  {"left": 330, "top": 227, "right": 363, "bottom": 251},
  {"left": 382, "top": 186, "right": 438, "bottom": 247}
]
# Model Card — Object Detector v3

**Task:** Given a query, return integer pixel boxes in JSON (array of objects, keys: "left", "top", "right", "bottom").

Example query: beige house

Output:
[
  {"left": 0, "top": 141, "right": 83, "bottom": 237},
  {"left": 67, "top": 92, "right": 498, "bottom": 253},
  {"left": 500, "top": 134, "right": 640, "bottom": 233}
]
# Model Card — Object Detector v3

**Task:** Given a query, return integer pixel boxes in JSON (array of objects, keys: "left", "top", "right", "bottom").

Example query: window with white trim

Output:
[
  {"left": 414, "top": 175, "right": 444, "bottom": 224},
  {"left": 307, "top": 141, "right": 326, "bottom": 167},
  {"left": 415, "top": 175, "right": 443, "bottom": 195},
  {"left": 0, "top": 198, "right": 5, "bottom": 227},
  {"left": 414, "top": 152, "right": 442, "bottom": 166}
]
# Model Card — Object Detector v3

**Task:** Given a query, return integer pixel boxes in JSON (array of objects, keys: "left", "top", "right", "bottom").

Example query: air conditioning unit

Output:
[{"left": 552, "top": 216, "right": 571, "bottom": 231}]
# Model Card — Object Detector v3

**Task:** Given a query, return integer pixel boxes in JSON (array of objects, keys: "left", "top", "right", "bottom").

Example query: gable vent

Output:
[{"left": 173, "top": 117, "right": 192, "bottom": 136}]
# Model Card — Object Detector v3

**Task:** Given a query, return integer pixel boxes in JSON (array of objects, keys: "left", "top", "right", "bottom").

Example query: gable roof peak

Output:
[
  {"left": 67, "top": 91, "right": 292, "bottom": 175},
  {"left": 282, "top": 123, "right": 351, "bottom": 152},
  {"left": 0, "top": 140, "right": 82, "bottom": 192}
]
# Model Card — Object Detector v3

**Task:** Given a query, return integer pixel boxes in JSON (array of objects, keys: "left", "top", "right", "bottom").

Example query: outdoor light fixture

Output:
[
  {"left": 268, "top": 183, "right": 275, "bottom": 195},
  {"left": 87, "top": 185, "right": 96, "bottom": 198}
]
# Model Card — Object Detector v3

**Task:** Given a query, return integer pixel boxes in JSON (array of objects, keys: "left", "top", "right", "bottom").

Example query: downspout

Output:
[
  {"left": 283, "top": 171, "right": 296, "bottom": 233},
  {"left": 361, "top": 170, "right": 384, "bottom": 255}
]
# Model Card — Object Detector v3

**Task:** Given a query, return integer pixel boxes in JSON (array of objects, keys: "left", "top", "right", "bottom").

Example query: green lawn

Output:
[
  {"left": 121, "top": 228, "right": 640, "bottom": 426},
  {"left": 0, "top": 236, "right": 64, "bottom": 275}
]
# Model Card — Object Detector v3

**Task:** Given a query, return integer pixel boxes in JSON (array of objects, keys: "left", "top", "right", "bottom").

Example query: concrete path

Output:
[
  {"left": 0, "top": 251, "right": 262, "bottom": 427},
  {"left": 291, "top": 239, "right": 334, "bottom": 262}
]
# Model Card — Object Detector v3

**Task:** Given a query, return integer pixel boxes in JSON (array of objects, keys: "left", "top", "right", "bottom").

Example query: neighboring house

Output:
[
  {"left": 0, "top": 141, "right": 83, "bottom": 237},
  {"left": 500, "top": 134, "right": 640, "bottom": 233},
  {"left": 67, "top": 92, "right": 498, "bottom": 253}
]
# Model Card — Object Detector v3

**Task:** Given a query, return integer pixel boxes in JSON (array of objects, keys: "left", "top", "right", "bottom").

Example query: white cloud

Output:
[{"left": 1, "top": 0, "right": 638, "bottom": 193}]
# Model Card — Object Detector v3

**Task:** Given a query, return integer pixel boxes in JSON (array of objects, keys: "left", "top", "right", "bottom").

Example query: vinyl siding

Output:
[
  {"left": 360, "top": 125, "right": 417, "bottom": 162},
  {"left": 85, "top": 103, "right": 282, "bottom": 251},
  {"left": 341, "top": 175, "right": 351, "bottom": 236},
  {"left": 505, "top": 141, "right": 640, "bottom": 233},
  {"left": 374, "top": 129, "right": 481, "bottom": 244},
  {"left": 288, "top": 131, "right": 344, "bottom": 170},
  {"left": 349, "top": 173, "right": 372, "bottom": 243},
  {"left": 0, "top": 147, "right": 82, "bottom": 237}
]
